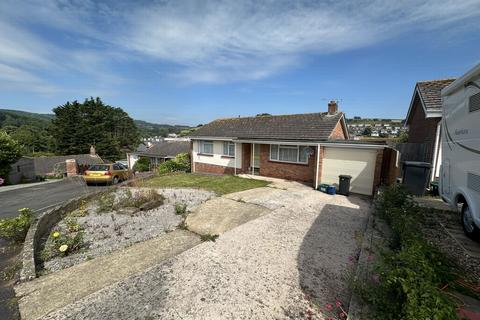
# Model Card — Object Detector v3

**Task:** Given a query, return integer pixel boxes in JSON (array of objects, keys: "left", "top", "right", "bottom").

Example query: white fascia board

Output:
[
  {"left": 234, "top": 139, "right": 385, "bottom": 149},
  {"left": 317, "top": 143, "right": 386, "bottom": 149},
  {"left": 189, "top": 136, "right": 236, "bottom": 141}
]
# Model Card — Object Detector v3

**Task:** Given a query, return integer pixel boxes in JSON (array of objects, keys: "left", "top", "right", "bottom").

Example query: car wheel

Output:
[
  {"left": 462, "top": 203, "right": 480, "bottom": 241},
  {"left": 113, "top": 176, "right": 119, "bottom": 185}
]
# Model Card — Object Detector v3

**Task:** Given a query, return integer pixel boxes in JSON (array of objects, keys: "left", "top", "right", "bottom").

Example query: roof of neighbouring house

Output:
[
  {"left": 189, "top": 112, "right": 346, "bottom": 141},
  {"left": 33, "top": 154, "right": 104, "bottom": 175},
  {"left": 406, "top": 78, "right": 456, "bottom": 124},
  {"left": 417, "top": 79, "right": 456, "bottom": 111},
  {"left": 136, "top": 141, "right": 190, "bottom": 158}
]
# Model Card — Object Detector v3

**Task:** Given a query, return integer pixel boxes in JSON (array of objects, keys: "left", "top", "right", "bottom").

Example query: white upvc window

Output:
[
  {"left": 270, "top": 145, "right": 309, "bottom": 164},
  {"left": 223, "top": 141, "right": 235, "bottom": 157},
  {"left": 199, "top": 140, "right": 214, "bottom": 154}
]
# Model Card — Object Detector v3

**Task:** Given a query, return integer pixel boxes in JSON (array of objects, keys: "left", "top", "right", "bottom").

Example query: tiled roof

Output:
[
  {"left": 33, "top": 154, "right": 104, "bottom": 175},
  {"left": 416, "top": 79, "right": 456, "bottom": 111},
  {"left": 189, "top": 112, "right": 344, "bottom": 141},
  {"left": 137, "top": 141, "right": 190, "bottom": 158}
]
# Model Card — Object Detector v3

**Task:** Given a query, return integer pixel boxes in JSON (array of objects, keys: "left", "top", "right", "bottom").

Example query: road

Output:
[{"left": 0, "top": 179, "right": 104, "bottom": 218}]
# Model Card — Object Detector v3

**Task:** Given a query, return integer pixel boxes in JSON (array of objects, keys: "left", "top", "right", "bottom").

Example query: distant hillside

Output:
[
  {"left": 134, "top": 120, "right": 192, "bottom": 138},
  {"left": 0, "top": 109, "right": 54, "bottom": 128},
  {"left": 0, "top": 109, "right": 192, "bottom": 138}
]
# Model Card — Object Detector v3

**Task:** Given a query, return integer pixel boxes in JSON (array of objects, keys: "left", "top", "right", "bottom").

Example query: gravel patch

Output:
[
  {"left": 421, "top": 208, "right": 480, "bottom": 282},
  {"left": 43, "top": 188, "right": 214, "bottom": 273}
]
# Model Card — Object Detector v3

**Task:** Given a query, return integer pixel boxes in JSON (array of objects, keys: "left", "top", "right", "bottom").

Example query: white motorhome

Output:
[{"left": 440, "top": 63, "right": 480, "bottom": 239}]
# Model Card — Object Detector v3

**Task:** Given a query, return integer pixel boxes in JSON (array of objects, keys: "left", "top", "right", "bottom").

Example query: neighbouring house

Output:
[
  {"left": 127, "top": 140, "right": 191, "bottom": 169},
  {"left": 7, "top": 147, "right": 104, "bottom": 183},
  {"left": 189, "top": 101, "right": 394, "bottom": 196},
  {"left": 404, "top": 78, "right": 456, "bottom": 180}
]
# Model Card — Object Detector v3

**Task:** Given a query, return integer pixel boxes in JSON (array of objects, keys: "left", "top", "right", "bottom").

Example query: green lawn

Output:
[{"left": 143, "top": 173, "right": 270, "bottom": 195}]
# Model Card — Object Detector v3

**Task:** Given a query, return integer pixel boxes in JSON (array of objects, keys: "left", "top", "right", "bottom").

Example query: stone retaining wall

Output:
[{"left": 19, "top": 190, "right": 107, "bottom": 282}]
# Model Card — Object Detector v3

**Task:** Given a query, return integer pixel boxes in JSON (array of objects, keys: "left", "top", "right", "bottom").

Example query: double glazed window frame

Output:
[
  {"left": 269, "top": 144, "right": 309, "bottom": 164},
  {"left": 223, "top": 141, "right": 235, "bottom": 157},
  {"left": 199, "top": 140, "right": 214, "bottom": 155}
]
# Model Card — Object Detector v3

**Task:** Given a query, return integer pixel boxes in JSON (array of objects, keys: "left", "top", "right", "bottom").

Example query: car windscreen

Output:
[{"left": 88, "top": 164, "right": 110, "bottom": 171}]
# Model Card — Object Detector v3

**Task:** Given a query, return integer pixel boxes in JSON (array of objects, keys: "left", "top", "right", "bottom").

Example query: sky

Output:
[{"left": 0, "top": 0, "right": 479, "bottom": 126}]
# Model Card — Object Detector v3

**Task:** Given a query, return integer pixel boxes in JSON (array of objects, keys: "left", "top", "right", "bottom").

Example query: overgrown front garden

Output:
[{"left": 354, "top": 186, "right": 480, "bottom": 319}]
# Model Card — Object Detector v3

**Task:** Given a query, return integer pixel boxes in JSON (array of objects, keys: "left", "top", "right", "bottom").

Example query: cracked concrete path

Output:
[
  {"left": 36, "top": 180, "right": 371, "bottom": 320},
  {"left": 186, "top": 197, "right": 270, "bottom": 235},
  {"left": 15, "top": 229, "right": 201, "bottom": 320}
]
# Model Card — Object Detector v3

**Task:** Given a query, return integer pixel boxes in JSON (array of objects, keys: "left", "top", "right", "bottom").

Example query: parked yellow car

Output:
[{"left": 83, "top": 163, "right": 132, "bottom": 185}]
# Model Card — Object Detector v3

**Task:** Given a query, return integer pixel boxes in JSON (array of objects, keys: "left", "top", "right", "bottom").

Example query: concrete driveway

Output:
[{"left": 38, "top": 177, "right": 371, "bottom": 320}]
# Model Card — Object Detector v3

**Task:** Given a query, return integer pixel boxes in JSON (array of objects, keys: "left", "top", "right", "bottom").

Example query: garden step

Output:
[{"left": 15, "top": 229, "right": 201, "bottom": 320}]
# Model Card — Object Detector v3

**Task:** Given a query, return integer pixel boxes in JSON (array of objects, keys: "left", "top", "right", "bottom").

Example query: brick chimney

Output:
[
  {"left": 90, "top": 145, "right": 96, "bottom": 156},
  {"left": 328, "top": 100, "right": 338, "bottom": 114}
]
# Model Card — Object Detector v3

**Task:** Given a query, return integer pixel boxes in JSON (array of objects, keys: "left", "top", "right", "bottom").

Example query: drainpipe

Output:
[
  {"left": 251, "top": 143, "right": 254, "bottom": 176},
  {"left": 315, "top": 144, "right": 320, "bottom": 189}
]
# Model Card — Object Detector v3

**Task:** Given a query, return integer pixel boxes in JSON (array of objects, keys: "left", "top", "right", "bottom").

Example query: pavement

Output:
[
  {"left": 0, "top": 178, "right": 103, "bottom": 218},
  {"left": 16, "top": 177, "right": 372, "bottom": 320}
]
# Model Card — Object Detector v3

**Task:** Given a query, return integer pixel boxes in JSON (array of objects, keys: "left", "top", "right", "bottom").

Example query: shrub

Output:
[
  {"left": 173, "top": 153, "right": 191, "bottom": 172},
  {"left": 133, "top": 157, "right": 151, "bottom": 172},
  {"left": 356, "top": 185, "right": 459, "bottom": 320},
  {"left": 158, "top": 153, "right": 191, "bottom": 174},
  {"left": 0, "top": 208, "right": 33, "bottom": 242},
  {"left": 158, "top": 160, "right": 181, "bottom": 174}
]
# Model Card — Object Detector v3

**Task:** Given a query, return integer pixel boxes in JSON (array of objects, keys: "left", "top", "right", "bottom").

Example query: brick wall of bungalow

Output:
[{"left": 258, "top": 144, "right": 317, "bottom": 183}]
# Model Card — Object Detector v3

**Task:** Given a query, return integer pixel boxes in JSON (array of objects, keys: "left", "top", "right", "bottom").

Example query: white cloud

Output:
[
  {"left": 0, "top": 0, "right": 479, "bottom": 88},
  {"left": 0, "top": 63, "right": 60, "bottom": 95},
  {"left": 118, "top": 0, "right": 480, "bottom": 83}
]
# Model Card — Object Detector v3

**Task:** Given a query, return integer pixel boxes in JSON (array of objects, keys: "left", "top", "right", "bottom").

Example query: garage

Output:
[{"left": 321, "top": 147, "right": 378, "bottom": 195}]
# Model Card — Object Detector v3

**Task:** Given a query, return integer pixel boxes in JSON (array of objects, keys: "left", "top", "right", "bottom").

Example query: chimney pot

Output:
[{"left": 328, "top": 101, "right": 338, "bottom": 114}]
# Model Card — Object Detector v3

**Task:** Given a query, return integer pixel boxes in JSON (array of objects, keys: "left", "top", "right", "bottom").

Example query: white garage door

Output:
[{"left": 321, "top": 147, "right": 378, "bottom": 195}]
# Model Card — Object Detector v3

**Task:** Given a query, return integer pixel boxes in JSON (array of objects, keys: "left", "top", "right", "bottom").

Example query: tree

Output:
[
  {"left": 11, "top": 125, "right": 53, "bottom": 155},
  {"left": 51, "top": 97, "right": 139, "bottom": 161},
  {"left": 0, "top": 130, "right": 22, "bottom": 183}
]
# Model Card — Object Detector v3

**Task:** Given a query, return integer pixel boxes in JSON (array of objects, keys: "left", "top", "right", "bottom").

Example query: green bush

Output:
[
  {"left": 133, "top": 157, "right": 151, "bottom": 172},
  {"left": 357, "top": 185, "right": 458, "bottom": 320},
  {"left": 0, "top": 208, "right": 33, "bottom": 242},
  {"left": 158, "top": 153, "right": 190, "bottom": 174}
]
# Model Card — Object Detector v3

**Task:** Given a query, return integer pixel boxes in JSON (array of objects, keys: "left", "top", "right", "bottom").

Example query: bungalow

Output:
[
  {"left": 127, "top": 140, "right": 190, "bottom": 169},
  {"left": 189, "top": 101, "right": 390, "bottom": 196},
  {"left": 404, "top": 78, "right": 456, "bottom": 180}
]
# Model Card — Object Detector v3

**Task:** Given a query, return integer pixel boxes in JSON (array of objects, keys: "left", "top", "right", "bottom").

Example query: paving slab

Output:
[
  {"left": 15, "top": 229, "right": 201, "bottom": 320},
  {"left": 185, "top": 197, "right": 271, "bottom": 235}
]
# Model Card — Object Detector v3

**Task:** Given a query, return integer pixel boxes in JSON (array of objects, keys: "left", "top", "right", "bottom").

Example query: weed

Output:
[
  {"left": 0, "top": 208, "right": 33, "bottom": 242},
  {"left": 41, "top": 230, "right": 86, "bottom": 261},
  {"left": 200, "top": 234, "right": 219, "bottom": 242},
  {"left": 97, "top": 192, "right": 115, "bottom": 212},
  {"left": 178, "top": 221, "right": 188, "bottom": 230},
  {"left": 0, "top": 259, "right": 21, "bottom": 281},
  {"left": 65, "top": 217, "right": 82, "bottom": 232},
  {"left": 175, "top": 203, "right": 187, "bottom": 215}
]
